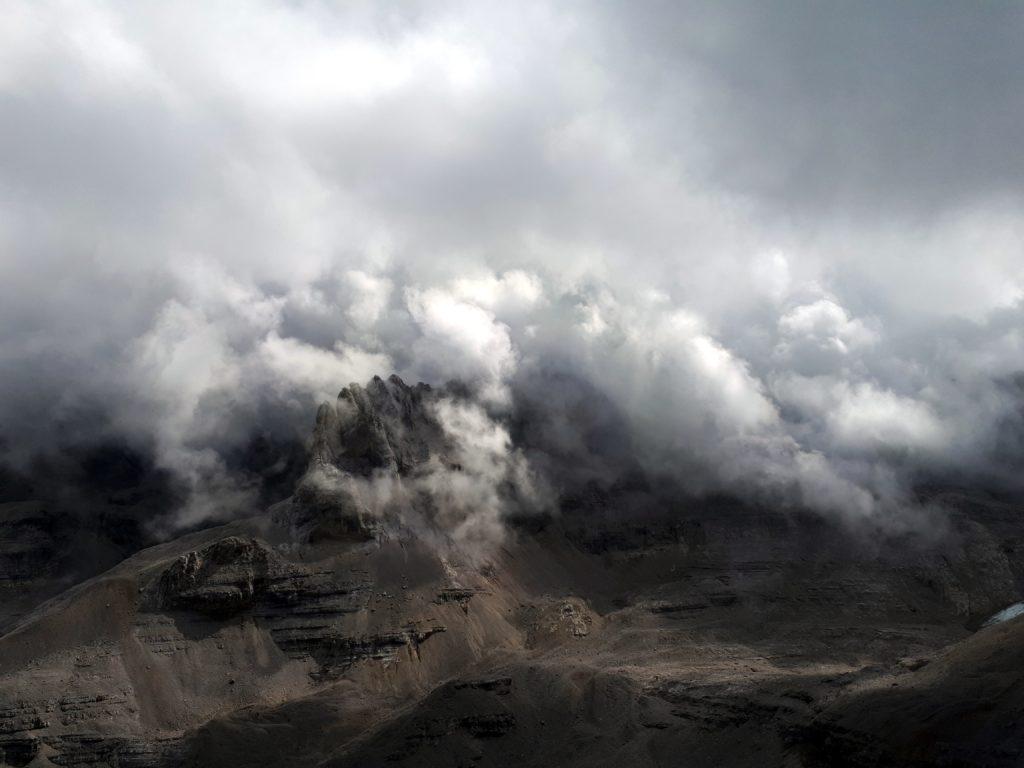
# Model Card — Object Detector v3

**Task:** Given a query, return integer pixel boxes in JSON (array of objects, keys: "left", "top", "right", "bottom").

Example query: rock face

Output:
[
  {"left": 151, "top": 535, "right": 454, "bottom": 682},
  {"left": 279, "top": 375, "right": 452, "bottom": 543},
  {"left": 0, "top": 502, "right": 65, "bottom": 622},
  {"left": 2, "top": 377, "right": 1024, "bottom": 767},
  {"left": 157, "top": 537, "right": 277, "bottom": 617},
  {"left": 795, "top": 609, "right": 1024, "bottom": 767},
  {"left": 311, "top": 375, "right": 447, "bottom": 477},
  {"left": 0, "top": 500, "right": 147, "bottom": 634},
  {"left": 521, "top": 597, "right": 599, "bottom": 648}
]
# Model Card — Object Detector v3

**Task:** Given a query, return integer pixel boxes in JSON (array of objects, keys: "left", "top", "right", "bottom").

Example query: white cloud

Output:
[
  {"left": 828, "top": 383, "right": 949, "bottom": 453},
  {"left": 257, "top": 333, "right": 391, "bottom": 402},
  {"left": 779, "top": 298, "right": 877, "bottom": 350},
  {"left": 405, "top": 286, "right": 517, "bottom": 404},
  {"left": 420, "top": 398, "right": 545, "bottom": 554},
  {"left": 451, "top": 270, "right": 543, "bottom": 316},
  {"left": 344, "top": 270, "right": 393, "bottom": 329},
  {"left": 773, "top": 298, "right": 878, "bottom": 377}
]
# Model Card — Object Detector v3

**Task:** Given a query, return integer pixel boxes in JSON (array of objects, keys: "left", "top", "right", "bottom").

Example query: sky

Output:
[{"left": 1, "top": 0, "right": 1023, "bottom": 530}]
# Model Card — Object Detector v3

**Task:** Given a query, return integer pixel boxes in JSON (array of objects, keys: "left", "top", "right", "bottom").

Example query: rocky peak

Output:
[
  {"left": 310, "top": 374, "right": 447, "bottom": 478},
  {"left": 282, "top": 375, "right": 453, "bottom": 543}
]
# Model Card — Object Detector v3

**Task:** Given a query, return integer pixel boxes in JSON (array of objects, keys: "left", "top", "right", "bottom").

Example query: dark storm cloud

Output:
[
  {"left": 0, "top": 1, "right": 1022, "bottom": 531},
  {"left": 600, "top": 0, "right": 1024, "bottom": 218}
]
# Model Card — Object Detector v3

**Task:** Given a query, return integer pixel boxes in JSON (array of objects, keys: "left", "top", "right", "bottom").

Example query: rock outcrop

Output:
[
  {"left": 310, "top": 375, "right": 447, "bottom": 477},
  {"left": 277, "top": 375, "right": 453, "bottom": 543}
]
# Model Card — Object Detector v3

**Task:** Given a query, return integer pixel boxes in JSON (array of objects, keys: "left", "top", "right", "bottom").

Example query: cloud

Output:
[
  {"left": 600, "top": 1, "right": 1024, "bottom": 219},
  {"left": 1, "top": 0, "right": 1023, "bottom": 533},
  {"left": 773, "top": 297, "right": 878, "bottom": 377},
  {"left": 451, "top": 270, "right": 544, "bottom": 317},
  {"left": 406, "top": 286, "right": 517, "bottom": 405},
  {"left": 778, "top": 299, "right": 877, "bottom": 351},
  {"left": 417, "top": 398, "right": 550, "bottom": 554}
]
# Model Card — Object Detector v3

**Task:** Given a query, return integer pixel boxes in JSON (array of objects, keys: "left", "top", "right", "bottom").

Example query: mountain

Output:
[{"left": 2, "top": 375, "right": 1024, "bottom": 767}]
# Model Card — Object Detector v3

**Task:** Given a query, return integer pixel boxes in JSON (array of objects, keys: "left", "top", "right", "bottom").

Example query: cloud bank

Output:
[{"left": 1, "top": 0, "right": 1023, "bottom": 532}]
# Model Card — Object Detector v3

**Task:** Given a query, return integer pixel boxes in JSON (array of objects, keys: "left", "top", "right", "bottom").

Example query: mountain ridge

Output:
[{"left": 1, "top": 375, "right": 1023, "bottom": 767}]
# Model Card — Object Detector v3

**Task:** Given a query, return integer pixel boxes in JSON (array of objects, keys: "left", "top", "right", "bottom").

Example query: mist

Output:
[{"left": 2, "top": 0, "right": 1023, "bottom": 534}]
